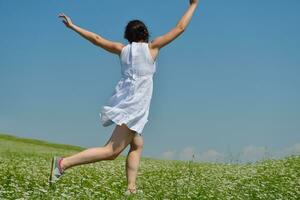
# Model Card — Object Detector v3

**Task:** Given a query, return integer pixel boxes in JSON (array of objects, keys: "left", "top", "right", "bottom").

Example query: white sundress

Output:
[{"left": 99, "top": 42, "right": 157, "bottom": 136}]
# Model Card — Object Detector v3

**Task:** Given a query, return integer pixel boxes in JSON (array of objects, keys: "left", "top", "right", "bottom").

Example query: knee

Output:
[
  {"left": 107, "top": 153, "right": 119, "bottom": 160},
  {"left": 136, "top": 142, "right": 144, "bottom": 150},
  {"left": 104, "top": 146, "right": 120, "bottom": 160},
  {"left": 131, "top": 139, "right": 144, "bottom": 151}
]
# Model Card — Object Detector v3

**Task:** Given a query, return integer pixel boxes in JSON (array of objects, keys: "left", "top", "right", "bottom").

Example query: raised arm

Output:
[
  {"left": 58, "top": 13, "right": 124, "bottom": 55},
  {"left": 150, "top": 0, "right": 199, "bottom": 50}
]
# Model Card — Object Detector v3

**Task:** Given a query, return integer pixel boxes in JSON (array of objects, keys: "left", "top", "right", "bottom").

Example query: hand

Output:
[
  {"left": 189, "top": 0, "right": 199, "bottom": 5},
  {"left": 58, "top": 13, "right": 73, "bottom": 28}
]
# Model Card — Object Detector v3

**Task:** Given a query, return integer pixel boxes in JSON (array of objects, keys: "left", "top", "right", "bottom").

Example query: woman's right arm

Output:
[
  {"left": 150, "top": 0, "right": 199, "bottom": 50},
  {"left": 58, "top": 13, "right": 124, "bottom": 55}
]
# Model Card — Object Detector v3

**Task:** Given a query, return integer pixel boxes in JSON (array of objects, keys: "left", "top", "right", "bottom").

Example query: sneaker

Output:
[{"left": 49, "top": 156, "right": 65, "bottom": 185}]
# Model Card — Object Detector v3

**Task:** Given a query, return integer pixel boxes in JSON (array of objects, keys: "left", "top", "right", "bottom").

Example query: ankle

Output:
[
  {"left": 59, "top": 158, "right": 67, "bottom": 172},
  {"left": 127, "top": 184, "right": 136, "bottom": 191}
]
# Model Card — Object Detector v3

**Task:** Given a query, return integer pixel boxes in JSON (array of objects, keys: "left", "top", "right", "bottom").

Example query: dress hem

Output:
[{"left": 99, "top": 112, "right": 144, "bottom": 136}]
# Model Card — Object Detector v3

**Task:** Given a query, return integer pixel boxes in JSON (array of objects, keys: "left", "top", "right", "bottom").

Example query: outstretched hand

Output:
[
  {"left": 189, "top": 0, "right": 199, "bottom": 5},
  {"left": 58, "top": 13, "right": 73, "bottom": 28}
]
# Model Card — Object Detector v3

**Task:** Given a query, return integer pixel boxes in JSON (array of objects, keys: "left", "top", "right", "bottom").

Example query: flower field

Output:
[{"left": 0, "top": 133, "right": 299, "bottom": 200}]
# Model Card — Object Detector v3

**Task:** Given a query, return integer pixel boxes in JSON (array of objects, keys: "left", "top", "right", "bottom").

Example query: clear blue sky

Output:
[{"left": 1, "top": 0, "right": 299, "bottom": 163}]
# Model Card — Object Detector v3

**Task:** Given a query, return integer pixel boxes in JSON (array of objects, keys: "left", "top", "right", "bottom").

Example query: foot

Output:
[
  {"left": 124, "top": 188, "right": 137, "bottom": 196},
  {"left": 49, "top": 156, "right": 65, "bottom": 185},
  {"left": 124, "top": 187, "right": 143, "bottom": 196}
]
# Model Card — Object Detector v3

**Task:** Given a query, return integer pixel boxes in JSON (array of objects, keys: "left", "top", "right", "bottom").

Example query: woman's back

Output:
[
  {"left": 100, "top": 42, "right": 157, "bottom": 135},
  {"left": 120, "top": 42, "right": 156, "bottom": 79}
]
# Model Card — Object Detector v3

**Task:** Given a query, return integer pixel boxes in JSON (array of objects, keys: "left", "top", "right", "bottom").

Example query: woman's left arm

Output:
[{"left": 58, "top": 13, "right": 124, "bottom": 55}]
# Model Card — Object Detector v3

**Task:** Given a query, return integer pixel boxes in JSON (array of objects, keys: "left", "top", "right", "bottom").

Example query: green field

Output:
[{"left": 0, "top": 133, "right": 299, "bottom": 200}]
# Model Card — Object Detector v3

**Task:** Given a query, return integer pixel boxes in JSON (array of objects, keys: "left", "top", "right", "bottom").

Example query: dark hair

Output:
[{"left": 124, "top": 20, "right": 149, "bottom": 43}]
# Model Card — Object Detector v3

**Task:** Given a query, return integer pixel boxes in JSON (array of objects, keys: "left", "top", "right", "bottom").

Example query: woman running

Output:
[{"left": 50, "top": 0, "right": 199, "bottom": 195}]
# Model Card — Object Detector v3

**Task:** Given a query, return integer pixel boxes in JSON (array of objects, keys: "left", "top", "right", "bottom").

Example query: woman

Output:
[{"left": 50, "top": 0, "right": 199, "bottom": 195}]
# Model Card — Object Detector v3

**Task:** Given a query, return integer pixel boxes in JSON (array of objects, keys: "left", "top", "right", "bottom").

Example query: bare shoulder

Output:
[{"left": 148, "top": 42, "right": 159, "bottom": 62}]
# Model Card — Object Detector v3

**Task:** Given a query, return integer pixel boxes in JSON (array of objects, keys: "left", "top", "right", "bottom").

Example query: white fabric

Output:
[{"left": 99, "top": 42, "right": 157, "bottom": 135}]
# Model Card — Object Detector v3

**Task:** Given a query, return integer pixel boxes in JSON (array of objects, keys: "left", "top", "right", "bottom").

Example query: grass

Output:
[{"left": 0, "top": 133, "right": 299, "bottom": 199}]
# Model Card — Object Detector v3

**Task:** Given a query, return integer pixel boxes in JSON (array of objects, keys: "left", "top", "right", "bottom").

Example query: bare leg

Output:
[
  {"left": 60, "top": 124, "right": 135, "bottom": 171},
  {"left": 125, "top": 132, "right": 144, "bottom": 192}
]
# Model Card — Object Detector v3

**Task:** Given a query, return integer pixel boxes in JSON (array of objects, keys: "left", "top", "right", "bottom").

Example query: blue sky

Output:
[{"left": 0, "top": 0, "right": 300, "bottom": 163}]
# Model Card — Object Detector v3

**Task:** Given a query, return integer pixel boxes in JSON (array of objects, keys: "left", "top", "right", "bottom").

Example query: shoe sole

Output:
[{"left": 49, "top": 156, "right": 55, "bottom": 185}]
